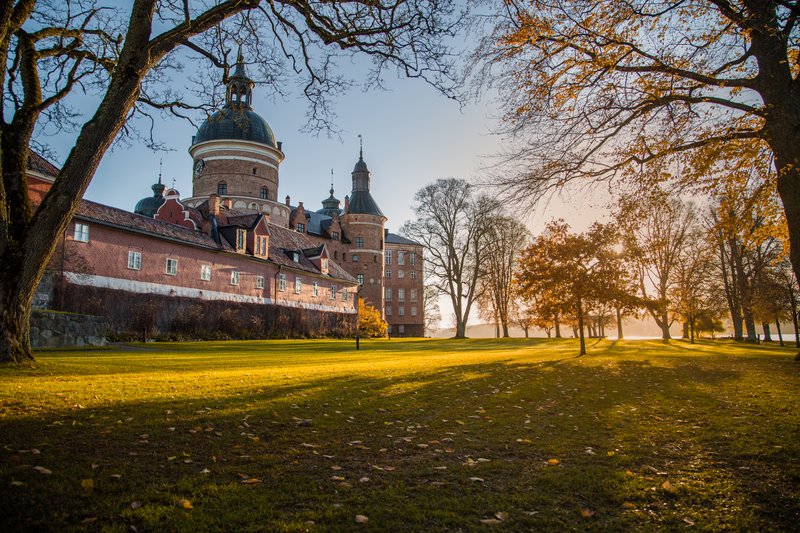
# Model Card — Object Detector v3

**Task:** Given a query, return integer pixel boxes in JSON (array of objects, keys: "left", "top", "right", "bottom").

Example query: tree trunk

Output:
[
  {"left": 577, "top": 297, "right": 586, "bottom": 356},
  {"left": 615, "top": 305, "right": 623, "bottom": 340},
  {"left": 682, "top": 321, "right": 689, "bottom": 339},
  {"left": 762, "top": 322, "right": 772, "bottom": 342},
  {"left": 660, "top": 307, "right": 671, "bottom": 340},
  {"left": 776, "top": 318, "right": 784, "bottom": 347},
  {"left": 793, "top": 307, "right": 800, "bottom": 348},
  {"left": 554, "top": 312, "right": 561, "bottom": 338},
  {"left": 689, "top": 315, "right": 695, "bottom": 344}
]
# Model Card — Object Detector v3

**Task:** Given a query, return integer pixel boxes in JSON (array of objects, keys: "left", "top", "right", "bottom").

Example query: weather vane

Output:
[
  {"left": 358, "top": 134, "right": 363, "bottom": 158},
  {"left": 158, "top": 158, "right": 163, "bottom": 184}
]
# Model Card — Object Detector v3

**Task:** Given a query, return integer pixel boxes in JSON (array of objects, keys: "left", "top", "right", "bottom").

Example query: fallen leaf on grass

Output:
[
  {"left": 130, "top": 501, "right": 142, "bottom": 510},
  {"left": 622, "top": 502, "right": 636, "bottom": 509},
  {"left": 494, "top": 512, "right": 508, "bottom": 521},
  {"left": 331, "top": 475, "right": 345, "bottom": 481},
  {"left": 10, "top": 480, "right": 24, "bottom": 486},
  {"left": 683, "top": 517, "right": 695, "bottom": 526},
  {"left": 241, "top": 478, "right": 262, "bottom": 485},
  {"left": 469, "top": 477, "right": 484, "bottom": 482},
  {"left": 81, "top": 478, "right": 94, "bottom": 493},
  {"left": 81, "top": 517, "right": 97, "bottom": 524},
  {"left": 34, "top": 466, "right": 52, "bottom": 475},
  {"left": 480, "top": 519, "right": 502, "bottom": 525},
  {"left": 660, "top": 480, "right": 677, "bottom": 494},
  {"left": 178, "top": 499, "right": 193, "bottom": 510},
  {"left": 359, "top": 477, "right": 370, "bottom": 483},
  {"left": 546, "top": 459, "right": 559, "bottom": 466},
  {"left": 331, "top": 465, "right": 342, "bottom": 471},
  {"left": 580, "top": 508, "right": 595, "bottom": 519},
  {"left": 355, "top": 514, "right": 368, "bottom": 524}
]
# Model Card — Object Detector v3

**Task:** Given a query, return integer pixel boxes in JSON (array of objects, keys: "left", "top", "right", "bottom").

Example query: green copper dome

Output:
[
  {"left": 193, "top": 106, "right": 276, "bottom": 147},
  {"left": 134, "top": 179, "right": 166, "bottom": 218}
]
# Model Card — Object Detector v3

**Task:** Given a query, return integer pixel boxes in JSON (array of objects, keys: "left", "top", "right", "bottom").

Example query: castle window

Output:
[
  {"left": 313, "top": 282, "right": 319, "bottom": 297},
  {"left": 355, "top": 236, "right": 364, "bottom": 248},
  {"left": 411, "top": 306, "right": 417, "bottom": 316},
  {"left": 256, "top": 276, "right": 265, "bottom": 289},
  {"left": 332, "top": 231, "right": 339, "bottom": 241},
  {"left": 166, "top": 258, "right": 178, "bottom": 276},
  {"left": 231, "top": 271, "right": 240, "bottom": 285},
  {"left": 127, "top": 251, "right": 142, "bottom": 270},
  {"left": 410, "top": 252, "right": 417, "bottom": 266},
  {"left": 385, "top": 250, "right": 392, "bottom": 264},
  {"left": 386, "top": 306, "right": 392, "bottom": 316},
  {"left": 374, "top": 255, "right": 377, "bottom": 263},
  {"left": 253, "top": 167, "right": 258, "bottom": 175},
  {"left": 357, "top": 274, "right": 364, "bottom": 285},
  {"left": 321, "top": 258, "right": 328, "bottom": 272},
  {"left": 331, "top": 284, "right": 337, "bottom": 300},
  {"left": 342, "top": 288, "right": 348, "bottom": 301},
  {"left": 201, "top": 265, "right": 212, "bottom": 281},
  {"left": 385, "top": 269, "right": 391, "bottom": 278},
  {"left": 398, "top": 270, "right": 405, "bottom": 279},
  {"left": 352, "top": 254, "right": 359, "bottom": 263},
  {"left": 74, "top": 223, "right": 89, "bottom": 243},
  {"left": 399, "top": 307, "right": 405, "bottom": 316},
  {"left": 398, "top": 288, "right": 405, "bottom": 302},
  {"left": 279, "top": 273, "right": 286, "bottom": 291},
  {"left": 411, "top": 289, "right": 418, "bottom": 302},
  {"left": 293, "top": 252, "right": 300, "bottom": 263},
  {"left": 295, "top": 276, "right": 302, "bottom": 294},
  {"left": 397, "top": 251, "right": 405, "bottom": 265},
  {"left": 296, "top": 223, "right": 305, "bottom": 233},
  {"left": 411, "top": 270, "right": 417, "bottom": 279},
  {"left": 217, "top": 182, "right": 227, "bottom": 195},
  {"left": 236, "top": 229, "right": 245, "bottom": 251},
  {"left": 260, "top": 187, "right": 268, "bottom": 199},
  {"left": 385, "top": 288, "right": 392, "bottom": 301}
]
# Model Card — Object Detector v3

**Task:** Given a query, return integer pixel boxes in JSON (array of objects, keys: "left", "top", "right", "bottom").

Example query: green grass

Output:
[{"left": 1, "top": 338, "right": 799, "bottom": 531}]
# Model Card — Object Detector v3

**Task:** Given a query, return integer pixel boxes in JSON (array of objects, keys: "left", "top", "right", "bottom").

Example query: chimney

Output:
[
  {"left": 384, "top": 228, "right": 389, "bottom": 237},
  {"left": 298, "top": 201, "right": 304, "bottom": 209},
  {"left": 285, "top": 195, "right": 291, "bottom": 206},
  {"left": 344, "top": 195, "right": 350, "bottom": 214},
  {"left": 208, "top": 194, "right": 220, "bottom": 217}
]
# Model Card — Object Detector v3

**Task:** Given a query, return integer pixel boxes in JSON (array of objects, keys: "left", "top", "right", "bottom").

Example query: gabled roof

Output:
[
  {"left": 267, "top": 223, "right": 356, "bottom": 283},
  {"left": 27, "top": 151, "right": 60, "bottom": 178}
]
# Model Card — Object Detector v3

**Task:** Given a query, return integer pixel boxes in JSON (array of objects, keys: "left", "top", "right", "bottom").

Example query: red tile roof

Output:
[{"left": 27, "top": 151, "right": 60, "bottom": 178}]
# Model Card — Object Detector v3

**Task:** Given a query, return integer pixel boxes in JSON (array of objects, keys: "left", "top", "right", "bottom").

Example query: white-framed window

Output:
[
  {"left": 410, "top": 252, "right": 416, "bottom": 266},
  {"left": 231, "top": 270, "right": 240, "bottom": 285},
  {"left": 398, "top": 251, "right": 405, "bottom": 265},
  {"left": 332, "top": 231, "right": 340, "bottom": 241},
  {"left": 398, "top": 288, "right": 405, "bottom": 302},
  {"left": 279, "top": 273, "right": 286, "bottom": 291},
  {"left": 256, "top": 275, "right": 265, "bottom": 289},
  {"left": 166, "top": 258, "right": 178, "bottom": 276},
  {"left": 398, "top": 270, "right": 405, "bottom": 279},
  {"left": 385, "top": 250, "right": 392, "bottom": 264},
  {"left": 200, "top": 265, "right": 212, "bottom": 281},
  {"left": 74, "top": 222, "right": 89, "bottom": 243},
  {"left": 386, "top": 306, "right": 392, "bottom": 316},
  {"left": 295, "top": 276, "right": 302, "bottom": 294},
  {"left": 399, "top": 307, "right": 405, "bottom": 316},
  {"left": 385, "top": 269, "right": 391, "bottom": 278},
  {"left": 296, "top": 223, "right": 305, "bottom": 233},
  {"left": 385, "top": 288, "right": 392, "bottom": 301},
  {"left": 355, "top": 236, "right": 364, "bottom": 248},
  {"left": 292, "top": 252, "right": 300, "bottom": 263},
  {"left": 321, "top": 258, "right": 328, "bottom": 271},
  {"left": 256, "top": 236, "right": 267, "bottom": 256},
  {"left": 331, "top": 284, "right": 337, "bottom": 300},
  {"left": 411, "top": 289, "right": 418, "bottom": 302},
  {"left": 411, "top": 306, "right": 418, "bottom": 316},
  {"left": 236, "top": 229, "right": 245, "bottom": 251},
  {"left": 411, "top": 270, "right": 417, "bottom": 279},
  {"left": 127, "top": 251, "right": 141, "bottom": 270},
  {"left": 352, "top": 254, "right": 359, "bottom": 263},
  {"left": 313, "top": 281, "right": 319, "bottom": 297},
  {"left": 357, "top": 274, "right": 364, "bottom": 285}
]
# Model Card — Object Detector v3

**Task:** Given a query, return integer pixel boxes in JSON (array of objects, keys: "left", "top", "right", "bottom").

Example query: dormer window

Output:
[
  {"left": 321, "top": 258, "right": 328, "bottom": 272},
  {"left": 332, "top": 231, "right": 340, "bottom": 241},
  {"left": 236, "top": 229, "right": 245, "bottom": 251},
  {"left": 293, "top": 252, "right": 300, "bottom": 263},
  {"left": 217, "top": 182, "right": 227, "bottom": 195},
  {"left": 296, "top": 223, "right": 305, "bottom": 233}
]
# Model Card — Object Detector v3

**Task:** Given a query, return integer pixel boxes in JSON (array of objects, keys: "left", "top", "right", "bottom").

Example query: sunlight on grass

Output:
[{"left": 1, "top": 338, "right": 799, "bottom": 531}]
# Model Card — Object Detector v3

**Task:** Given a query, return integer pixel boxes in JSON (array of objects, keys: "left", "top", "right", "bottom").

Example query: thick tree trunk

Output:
[
  {"left": 682, "top": 321, "right": 689, "bottom": 339},
  {"left": 776, "top": 319, "right": 784, "bottom": 347},
  {"left": 793, "top": 308, "right": 800, "bottom": 348},
  {"left": 615, "top": 306, "right": 623, "bottom": 340},
  {"left": 554, "top": 312, "right": 561, "bottom": 338},
  {"left": 762, "top": 322, "right": 772, "bottom": 342}
]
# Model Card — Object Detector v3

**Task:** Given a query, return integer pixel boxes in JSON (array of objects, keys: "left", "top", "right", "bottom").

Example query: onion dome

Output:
[
  {"left": 192, "top": 47, "right": 277, "bottom": 148},
  {"left": 134, "top": 176, "right": 166, "bottom": 218}
]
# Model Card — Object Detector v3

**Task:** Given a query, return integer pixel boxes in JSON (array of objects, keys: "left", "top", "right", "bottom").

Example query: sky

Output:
[{"left": 34, "top": 34, "right": 609, "bottom": 329}]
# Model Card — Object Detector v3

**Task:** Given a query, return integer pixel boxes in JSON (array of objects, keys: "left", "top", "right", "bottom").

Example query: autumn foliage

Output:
[{"left": 358, "top": 300, "right": 388, "bottom": 338}]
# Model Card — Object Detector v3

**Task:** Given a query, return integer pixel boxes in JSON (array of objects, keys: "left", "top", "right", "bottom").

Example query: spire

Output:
[
  {"left": 330, "top": 168, "right": 335, "bottom": 196},
  {"left": 352, "top": 135, "right": 370, "bottom": 191},
  {"left": 359, "top": 134, "right": 363, "bottom": 161},
  {"left": 226, "top": 45, "right": 254, "bottom": 107},
  {"left": 152, "top": 159, "right": 165, "bottom": 196}
]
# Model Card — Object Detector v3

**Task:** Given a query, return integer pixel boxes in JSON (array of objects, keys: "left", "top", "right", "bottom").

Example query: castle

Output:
[{"left": 29, "top": 51, "right": 424, "bottom": 339}]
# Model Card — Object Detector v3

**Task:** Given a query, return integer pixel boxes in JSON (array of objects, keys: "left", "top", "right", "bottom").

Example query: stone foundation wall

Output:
[{"left": 30, "top": 310, "right": 108, "bottom": 348}]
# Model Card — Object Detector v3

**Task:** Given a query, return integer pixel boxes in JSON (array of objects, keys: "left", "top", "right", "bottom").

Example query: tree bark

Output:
[
  {"left": 615, "top": 305, "right": 623, "bottom": 340},
  {"left": 577, "top": 297, "right": 586, "bottom": 356},
  {"left": 776, "top": 318, "right": 784, "bottom": 347},
  {"left": 762, "top": 322, "right": 772, "bottom": 342}
]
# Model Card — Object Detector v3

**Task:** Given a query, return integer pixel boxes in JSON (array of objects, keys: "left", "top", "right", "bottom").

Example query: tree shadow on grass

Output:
[{"left": 1, "top": 350, "right": 799, "bottom": 531}]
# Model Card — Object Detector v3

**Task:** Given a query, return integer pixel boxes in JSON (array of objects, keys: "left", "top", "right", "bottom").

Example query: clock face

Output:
[{"left": 194, "top": 159, "right": 205, "bottom": 175}]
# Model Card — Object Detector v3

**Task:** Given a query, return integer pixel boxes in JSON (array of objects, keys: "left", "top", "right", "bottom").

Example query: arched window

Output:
[
  {"left": 252, "top": 167, "right": 258, "bottom": 175},
  {"left": 217, "top": 182, "right": 227, "bottom": 195},
  {"left": 260, "top": 187, "right": 268, "bottom": 200}
]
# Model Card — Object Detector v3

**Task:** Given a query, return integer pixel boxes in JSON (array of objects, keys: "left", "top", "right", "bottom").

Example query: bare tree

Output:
[
  {"left": 471, "top": 1, "right": 800, "bottom": 299},
  {"left": 0, "top": 0, "right": 464, "bottom": 362},
  {"left": 401, "top": 178, "right": 497, "bottom": 338},
  {"left": 422, "top": 284, "right": 441, "bottom": 336},
  {"left": 618, "top": 193, "right": 697, "bottom": 340}
]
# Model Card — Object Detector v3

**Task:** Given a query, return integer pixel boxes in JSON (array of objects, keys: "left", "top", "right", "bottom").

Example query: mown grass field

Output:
[{"left": 1, "top": 338, "right": 799, "bottom": 531}]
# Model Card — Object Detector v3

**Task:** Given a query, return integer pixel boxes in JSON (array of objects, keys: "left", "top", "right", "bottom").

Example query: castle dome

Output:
[
  {"left": 134, "top": 178, "right": 166, "bottom": 218},
  {"left": 192, "top": 47, "right": 277, "bottom": 148}
]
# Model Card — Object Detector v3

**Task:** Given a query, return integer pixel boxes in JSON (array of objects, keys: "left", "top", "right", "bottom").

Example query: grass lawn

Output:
[{"left": 1, "top": 338, "right": 799, "bottom": 531}]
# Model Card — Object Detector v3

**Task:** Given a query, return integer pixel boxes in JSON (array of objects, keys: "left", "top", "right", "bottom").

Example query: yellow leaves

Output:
[
  {"left": 580, "top": 508, "right": 595, "bottom": 519},
  {"left": 355, "top": 514, "right": 369, "bottom": 524},
  {"left": 660, "top": 480, "right": 678, "bottom": 494},
  {"left": 546, "top": 458, "right": 560, "bottom": 465},
  {"left": 81, "top": 478, "right": 94, "bottom": 494}
]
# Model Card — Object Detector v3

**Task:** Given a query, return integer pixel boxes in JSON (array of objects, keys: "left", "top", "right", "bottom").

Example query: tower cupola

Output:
[{"left": 226, "top": 46, "right": 254, "bottom": 107}]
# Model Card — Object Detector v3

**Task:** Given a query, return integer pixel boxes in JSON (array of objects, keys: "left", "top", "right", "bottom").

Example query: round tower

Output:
[
  {"left": 183, "top": 48, "right": 290, "bottom": 224},
  {"left": 342, "top": 145, "right": 387, "bottom": 312}
]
